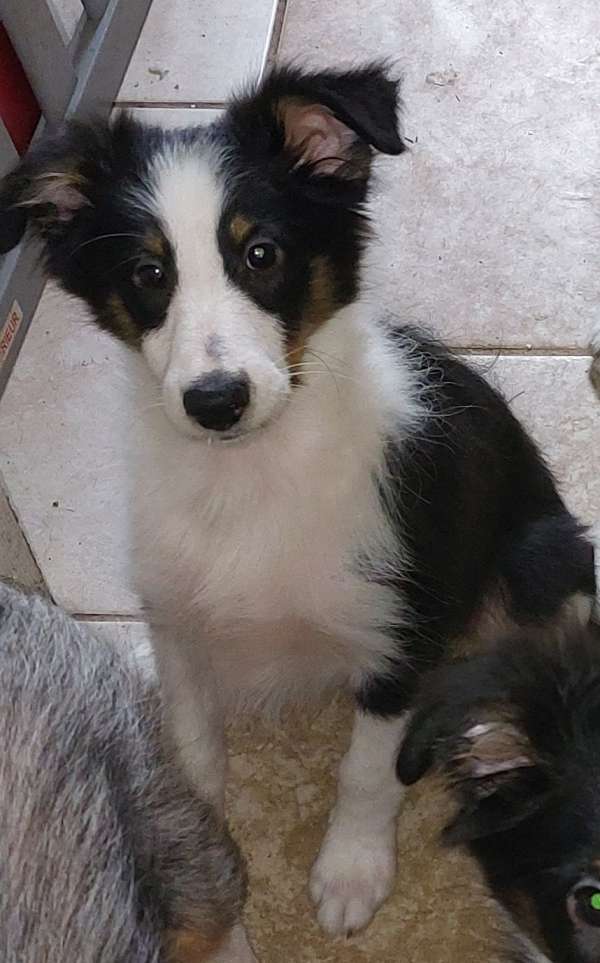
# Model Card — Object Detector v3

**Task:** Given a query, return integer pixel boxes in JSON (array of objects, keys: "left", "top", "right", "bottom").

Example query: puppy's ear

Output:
[
  {"left": 0, "top": 115, "right": 133, "bottom": 255},
  {"left": 228, "top": 62, "right": 404, "bottom": 190},
  {"left": 397, "top": 655, "right": 551, "bottom": 844},
  {"left": 441, "top": 714, "right": 547, "bottom": 844}
]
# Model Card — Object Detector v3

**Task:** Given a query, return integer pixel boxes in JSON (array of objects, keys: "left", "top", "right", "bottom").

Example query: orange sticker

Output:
[{"left": 0, "top": 300, "right": 23, "bottom": 366}]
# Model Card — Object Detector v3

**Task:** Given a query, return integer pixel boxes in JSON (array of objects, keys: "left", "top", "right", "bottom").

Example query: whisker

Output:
[{"left": 69, "top": 232, "right": 146, "bottom": 256}]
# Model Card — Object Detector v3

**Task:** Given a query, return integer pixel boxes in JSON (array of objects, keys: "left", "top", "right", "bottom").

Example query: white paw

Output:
[{"left": 309, "top": 821, "right": 397, "bottom": 937}]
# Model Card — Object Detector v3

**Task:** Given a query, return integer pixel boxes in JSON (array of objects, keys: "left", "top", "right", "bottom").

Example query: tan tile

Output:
[
  {"left": 119, "top": 0, "right": 278, "bottom": 103},
  {"left": 280, "top": 0, "right": 600, "bottom": 349}
]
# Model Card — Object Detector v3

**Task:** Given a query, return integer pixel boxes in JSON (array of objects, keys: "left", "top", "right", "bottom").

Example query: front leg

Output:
[
  {"left": 310, "top": 710, "right": 408, "bottom": 937},
  {"left": 152, "top": 625, "right": 227, "bottom": 812}
]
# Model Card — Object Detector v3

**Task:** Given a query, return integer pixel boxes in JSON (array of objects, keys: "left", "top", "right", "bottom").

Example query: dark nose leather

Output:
[{"left": 182, "top": 371, "right": 250, "bottom": 431}]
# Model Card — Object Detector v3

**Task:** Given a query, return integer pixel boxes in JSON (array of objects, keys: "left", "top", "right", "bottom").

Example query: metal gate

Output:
[{"left": 0, "top": 0, "right": 152, "bottom": 397}]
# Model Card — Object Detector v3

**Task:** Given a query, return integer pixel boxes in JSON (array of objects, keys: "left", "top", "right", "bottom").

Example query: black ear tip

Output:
[
  {"left": 380, "top": 131, "right": 407, "bottom": 155},
  {"left": 0, "top": 207, "right": 27, "bottom": 254}
]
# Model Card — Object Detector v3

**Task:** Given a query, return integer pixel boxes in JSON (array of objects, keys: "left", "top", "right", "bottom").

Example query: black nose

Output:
[{"left": 182, "top": 371, "right": 250, "bottom": 431}]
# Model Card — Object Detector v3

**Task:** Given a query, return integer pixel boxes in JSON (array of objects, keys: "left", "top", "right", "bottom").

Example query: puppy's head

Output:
[
  {"left": 397, "top": 625, "right": 600, "bottom": 963},
  {"left": 0, "top": 64, "right": 404, "bottom": 441}
]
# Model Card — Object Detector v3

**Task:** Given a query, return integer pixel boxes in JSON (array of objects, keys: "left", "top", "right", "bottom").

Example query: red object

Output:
[{"left": 0, "top": 22, "right": 41, "bottom": 155}]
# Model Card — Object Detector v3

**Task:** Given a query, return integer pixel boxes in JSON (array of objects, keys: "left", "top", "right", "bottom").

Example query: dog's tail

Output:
[{"left": 500, "top": 514, "right": 596, "bottom": 625}]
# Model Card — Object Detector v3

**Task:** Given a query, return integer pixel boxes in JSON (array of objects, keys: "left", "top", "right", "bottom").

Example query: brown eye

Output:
[
  {"left": 245, "top": 241, "right": 278, "bottom": 271},
  {"left": 132, "top": 259, "right": 165, "bottom": 289}
]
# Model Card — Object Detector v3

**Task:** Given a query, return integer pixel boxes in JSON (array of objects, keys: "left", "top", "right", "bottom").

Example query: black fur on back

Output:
[{"left": 359, "top": 326, "right": 595, "bottom": 715}]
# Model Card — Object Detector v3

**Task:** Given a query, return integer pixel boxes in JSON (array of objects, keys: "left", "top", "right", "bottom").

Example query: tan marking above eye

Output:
[
  {"left": 143, "top": 229, "right": 166, "bottom": 257},
  {"left": 229, "top": 214, "right": 254, "bottom": 244}
]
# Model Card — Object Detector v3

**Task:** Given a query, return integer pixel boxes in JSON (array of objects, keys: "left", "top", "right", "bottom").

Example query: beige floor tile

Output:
[
  {"left": 473, "top": 354, "right": 600, "bottom": 523},
  {"left": 0, "top": 285, "right": 140, "bottom": 617},
  {"left": 280, "top": 0, "right": 600, "bottom": 350},
  {"left": 119, "top": 0, "right": 278, "bottom": 103}
]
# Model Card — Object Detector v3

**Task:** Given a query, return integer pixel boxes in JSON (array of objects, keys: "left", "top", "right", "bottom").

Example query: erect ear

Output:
[
  {"left": 0, "top": 115, "right": 130, "bottom": 255},
  {"left": 229, "top": 62, "right": 405, "bottom": 187}
]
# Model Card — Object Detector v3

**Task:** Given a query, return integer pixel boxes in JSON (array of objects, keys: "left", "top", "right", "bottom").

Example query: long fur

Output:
[{"left": 0, "top": 583, "right": 245, "bottom": 962}]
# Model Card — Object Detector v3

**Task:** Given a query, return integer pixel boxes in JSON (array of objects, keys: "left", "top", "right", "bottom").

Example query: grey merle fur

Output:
[{"left": 0, "top": 583, "right": 245, "bottom": 963}]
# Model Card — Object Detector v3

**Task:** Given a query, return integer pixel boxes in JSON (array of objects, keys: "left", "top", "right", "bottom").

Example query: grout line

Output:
[
  {"left": 265, "top": 0, "right": 289, "bottom": 68},
  {"left": 115, "top": 100, "right": 226, "bottom": 110},
  {"left": 450, "top": 346, "right": 591, "bottom": 358},
  {"left": 74, "top": 613, "right": 145, "bottom": 622}
]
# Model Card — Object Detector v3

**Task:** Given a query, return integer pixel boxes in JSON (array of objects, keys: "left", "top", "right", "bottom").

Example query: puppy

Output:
[
  {"left": 398, "top": 622, "right": 600, "bottom": 963},
  {"left": 0, "top": 64, "right": 595, "bottom": 937},
  {"left": 0, "top": 582, "right": 249, "bottom": 963}
]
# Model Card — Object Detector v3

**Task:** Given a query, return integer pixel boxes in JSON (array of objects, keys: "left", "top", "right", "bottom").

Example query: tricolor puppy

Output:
[
  {"left": 0, "top": 64, "right": 595, "bottom": 938},
  {"left": 398, "top": 623, "right": 600, "bottom": 963}
]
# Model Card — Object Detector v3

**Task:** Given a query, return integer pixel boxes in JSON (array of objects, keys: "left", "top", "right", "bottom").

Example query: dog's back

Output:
[{"left": 0, "top": 584, "right": 245, "bottom": 963}]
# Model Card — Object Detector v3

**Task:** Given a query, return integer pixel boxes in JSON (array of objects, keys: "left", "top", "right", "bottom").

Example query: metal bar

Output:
[
  {"left": 1, "top": 1, "right": 76, "bottom": 126},
  {"left": 0, "top": 120, "right": 18, "bottom": 178},
  {"left": 81, "top": 0, "right": 109, "bottom": 21},
  {"left": 0, "top": 0, "right": 153, "bottom": 399},
  {"left": 68, "top": 0, "right": 151, "bottom": 118}
]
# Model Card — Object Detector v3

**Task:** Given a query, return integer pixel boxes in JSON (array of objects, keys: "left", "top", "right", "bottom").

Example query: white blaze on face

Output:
[{"left": 140, "top": 147, "right": 290, "bottom": 438}]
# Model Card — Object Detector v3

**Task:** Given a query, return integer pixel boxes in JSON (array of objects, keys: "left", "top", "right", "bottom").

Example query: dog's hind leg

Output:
[{"left": 309, "top": 711, "right": 408, "bottom": 937}]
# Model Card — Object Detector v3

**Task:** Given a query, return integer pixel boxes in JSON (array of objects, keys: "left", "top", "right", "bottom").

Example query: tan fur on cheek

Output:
[
  {"left": 98, "top": 293, "right": 141, "bottom": 347},
  {"left": 287, "top": 255, "right": 339, "bottom": 378}
]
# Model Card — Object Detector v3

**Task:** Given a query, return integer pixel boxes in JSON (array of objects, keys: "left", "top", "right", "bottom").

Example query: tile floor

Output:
[{"left": 1, "top": 2, "right": 599, "bottom": 960}]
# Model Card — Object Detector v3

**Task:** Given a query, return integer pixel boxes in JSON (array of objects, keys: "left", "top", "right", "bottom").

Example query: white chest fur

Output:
[{"left": 130, "top": 310, "right": 420, "bottom": 710}]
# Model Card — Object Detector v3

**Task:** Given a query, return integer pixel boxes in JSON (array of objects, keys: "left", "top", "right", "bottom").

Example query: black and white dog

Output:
[
  {"left": 0, "top": 64, "right": 595, "bottom": 941},
  {"left": 398, "top": 623, "right": 600, "bottom": 963}
]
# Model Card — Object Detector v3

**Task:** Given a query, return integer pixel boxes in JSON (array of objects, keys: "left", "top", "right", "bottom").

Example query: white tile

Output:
[
  {"left": 280, "top": 0, "right": 600, "bottom": 350},
  {"left": 119, "top": 0, "right": 277, "bottom": 103},
  {"left": 0, "top": 285, "right": 141, "bottom": 616}
]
